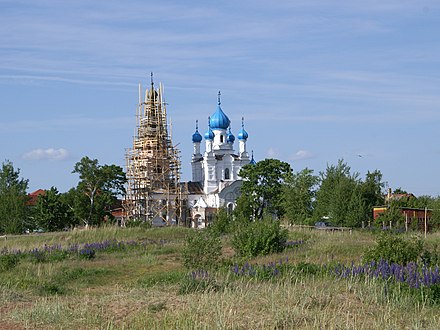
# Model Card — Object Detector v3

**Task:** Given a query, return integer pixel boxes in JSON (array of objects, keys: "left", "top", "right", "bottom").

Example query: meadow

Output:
[{"left": 1, "top": 226, "right": 440, "bottom": 329}]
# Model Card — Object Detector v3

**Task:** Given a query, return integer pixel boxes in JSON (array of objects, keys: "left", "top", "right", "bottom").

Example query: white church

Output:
[{"left": 186, "top": 92, "right": 255, "bottom": 228}]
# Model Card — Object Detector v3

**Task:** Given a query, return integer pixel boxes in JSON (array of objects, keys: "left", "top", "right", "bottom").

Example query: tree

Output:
[
  {"left": 428, "top": 196, "right": 440, "bottom": 226},
  {"left": 282, "top": 168, "right": 318, "bottom": 224},
  {"left": 375, "top": 201, "right": 405, "bottom": 228},
  {"left": 72, "top": 156, "right": 126, "bottom": 226},
  {"left": 358, "top": 170, "right": 385, "bottom": 224},
  {"left": 0, "top": 160, "right": 29, "bottom": 234},
  {"left": 34, "top": 187, "right": 74, "bottom": 232},
  {"left": 313, "top": 160, "right": 360, "bottom": 226},
  {"left": 238, "top": 158, "right": 292, "bottom": 220}
]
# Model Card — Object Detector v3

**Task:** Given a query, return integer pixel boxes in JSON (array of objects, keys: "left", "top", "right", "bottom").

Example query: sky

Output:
[{"left": 1, "top": 0, "right": 439, "bottom": 197}]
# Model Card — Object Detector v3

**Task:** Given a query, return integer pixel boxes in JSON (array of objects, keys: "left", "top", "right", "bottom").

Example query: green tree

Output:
[
  {"left": 34, "top": 187, "right": 74, "bottom": 232},
  {"left": 426, "top": 196, "right": 440, "bottom": 226},
  {"left": 345, "top": 186, "right": 366, "bottom": 227},
  {"left": 72, "top": 156, "right": 126, "bottom": 226},
  {"left": 375, "top": 201, "right": 405, "bottom": 228},
  {"left": 282, "top": 168, "right": 318, "bottom": 225},
  {"left": 0, "top": 160, "right": 29, "bottom": 234},
  {"left": 358, "top": 170, "right": 385, "bottom": 223},
  {"left": 209, "top": 208, "right": 233, "bottom": 235},
  {"left": 313, "top": 159, "right": 360, "bottom": 226},
  {"left": 238, "top": 159, "right": 292, "bottom": 220}
]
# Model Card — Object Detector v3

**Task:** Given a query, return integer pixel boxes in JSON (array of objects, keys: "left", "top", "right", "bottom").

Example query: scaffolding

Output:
[{"left": 123, "top": 76, "right": 183, "bottom": 225}]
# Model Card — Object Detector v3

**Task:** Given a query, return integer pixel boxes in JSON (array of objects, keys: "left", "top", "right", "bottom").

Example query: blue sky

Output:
[{"left": 1, "top": 0, "right": 439, "bottom": 196}]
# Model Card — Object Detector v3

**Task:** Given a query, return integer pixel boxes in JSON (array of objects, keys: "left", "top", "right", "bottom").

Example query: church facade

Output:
[{"left": 185, "top": 92, "right": 255, "bottom": 228}]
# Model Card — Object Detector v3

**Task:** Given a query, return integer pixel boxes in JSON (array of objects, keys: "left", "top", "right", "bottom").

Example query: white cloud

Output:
[
  {"left": 290, "top": 150, "right": 315, "bottom": 161},
  {"left": 22, "top": 148, "right": 70, "bottom": 161}
]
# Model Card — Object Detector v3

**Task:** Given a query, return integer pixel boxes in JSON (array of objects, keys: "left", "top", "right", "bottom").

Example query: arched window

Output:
[
  {"left": 224, "top": 168, "right": 230, "bottom": 180},
  {"left": 220, "top": 135, "right": 224, "bottom": 143},
  {"left": 227, "top": 203, "right": 234, "bottom": 214}
]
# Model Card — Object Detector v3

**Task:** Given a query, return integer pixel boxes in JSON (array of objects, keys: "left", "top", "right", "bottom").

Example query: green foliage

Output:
[
  {"left": 139, "top": 270, "right": 185, "bottom": 288},
  {"left": 233, "top": 194, "right": 254, "bottom": 221},
  {"left": 238, "top": 158, "right": 292, "bottom": 219},
  {"left": 283, "top": 168, "right": 318, "bottom": 225},
  {"left": 375, "top": 202, "right": 405, "bottom": 228},
  {"left": 78, "top": 249, "right": 96, "bottom": 260},
  {"left": 125, "top": 219, "right": 153, "bottom": 229},
  {"left": 231, "top": 218, "right": 288, "bottom": 257},
  {"left": 48, "top": 250, "right": 70, "bottom": 262},
  {"left": 314, "top": 160, "right": 385, "bottom": 227},
  {"left": 423, "top": 284, "right": 440, "bottom": 305},
  {"left": 0, "top": 160, "right": 29, "bottom": 234},
  {"left": 34, "top": 187, "right": 74, "bottom": 232},
  {"left": 427, "top": 197, "right": 440, "bottom": 226},
  {"left": 420, "top": 243, "right": 440, "bottom": 266},
  {"left": 290, "top": 262, "right": 322, "bottom": 276},
  {"left": 363, "top": 234, "right": 425, "bottom": 265},
  {"left": 178, "top": 273, "right": 223, "bottom": 295},
  {"left": 209, "top": 208, "right": 233, "bottom": 235},
  {"left": 182, "top": 230, "right": 222, "bottom": 270},
  {"left": 314, "top": 160, "right": 361, "bottom": 226},
  {"left": 38, "top": 281, "right": 66, "bottom": 295},
  {"left": 0, "top": 254, "right": 20, "bottom": 272},
  {"left": 72, "top": 156, "right": 127, "bottom": 226}
]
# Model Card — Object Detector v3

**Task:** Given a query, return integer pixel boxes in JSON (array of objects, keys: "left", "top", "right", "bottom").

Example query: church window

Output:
[{"left": 224, "top": 168, "right": 230, "bottom": 180}]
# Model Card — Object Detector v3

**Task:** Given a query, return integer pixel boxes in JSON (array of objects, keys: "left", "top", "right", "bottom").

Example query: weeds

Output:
[
  {"left": 1, "top": 227, "right": 440, "bottom": 329},
  {"left": 178, "top": 270, "right": 224, "bottom": 294}
]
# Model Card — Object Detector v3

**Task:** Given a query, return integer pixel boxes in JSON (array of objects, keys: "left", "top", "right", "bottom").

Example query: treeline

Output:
[
  {"left": 235, "top": 159, "right": 440, "bottom": 228},
  {"left": 0, "top": 157, "right": 126, "bottom": 235},
  {"left": 2, "top": 156, "right": 440, "bottom": 235}
]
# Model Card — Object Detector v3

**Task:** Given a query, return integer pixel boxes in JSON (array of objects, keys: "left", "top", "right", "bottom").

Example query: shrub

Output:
[
  {"left": 231, "top": 218, "right": 288, "bottom": 257},
  {"left": 181, "top": 230, "right": 222, "bottom": 270},
  {"left": 38, "top": 281, "right": 66, "bottom": 295},
  {"left": 209, "top": 208, "right": 233, "bottom": 235},
  {"left": 363, "top": 233, "right": 424, "bottom": 265},
  {"left": 0, "top": 254, "right": 20, "bottom": 272},
  {"left": 47, "top": 250, "right": 69, "bottom": 262},
  {"left": 424, "top": 283, "right": 440, "bottom": 305}
]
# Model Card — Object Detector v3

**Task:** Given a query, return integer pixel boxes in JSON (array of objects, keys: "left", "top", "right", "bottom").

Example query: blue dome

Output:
[
  {"left": 192, "top": 130, "right": 202, "bottom": 143},
  {"left": 192, "top": 120, "right": 203, "bottom": 143},
  {"left": 209, "top": 91, "right": 230, "bottom": 130},
  {"left": 204, "top": 127, "right": 214, "bottom": 140},
  {"left": 209, "top": 105, "right": 230, "bottom": 130},
  {"left": 226, "top": 127, "right": 235, "bottom": 143},
  {"left": 238, "top": 117, "right": 249, "bottom": 140},
  {"left": 237, "top": 127, "right": 248, "bottom": 140}
]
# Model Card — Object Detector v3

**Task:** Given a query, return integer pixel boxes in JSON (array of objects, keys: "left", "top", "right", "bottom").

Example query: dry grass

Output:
[{"left": 1, "top": 227, "right": 440, "bottom": 329}]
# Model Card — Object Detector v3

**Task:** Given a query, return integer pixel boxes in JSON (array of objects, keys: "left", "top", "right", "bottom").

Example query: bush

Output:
[
  {"left": 181, "top": 230, "right": 222, "bottom": 270},
  {"left": 38, "top": 281, "right": 66, "bottom": 295},
  {"left": 209, "top": 208, "right": 233, "bottom": 235},
  {"left": 231, "top": 218, "right": 288, "bottom": 257},
  {"left": 363, "top": 233, "right": 424, "bottom": 265},
  {"left": 0, "top": 254, "right": 20, "bottom": 272}
]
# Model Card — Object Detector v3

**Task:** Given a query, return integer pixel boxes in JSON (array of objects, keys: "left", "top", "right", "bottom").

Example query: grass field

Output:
[{"left": 1, "top": 226, "right": 440, "bottom": 329}]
